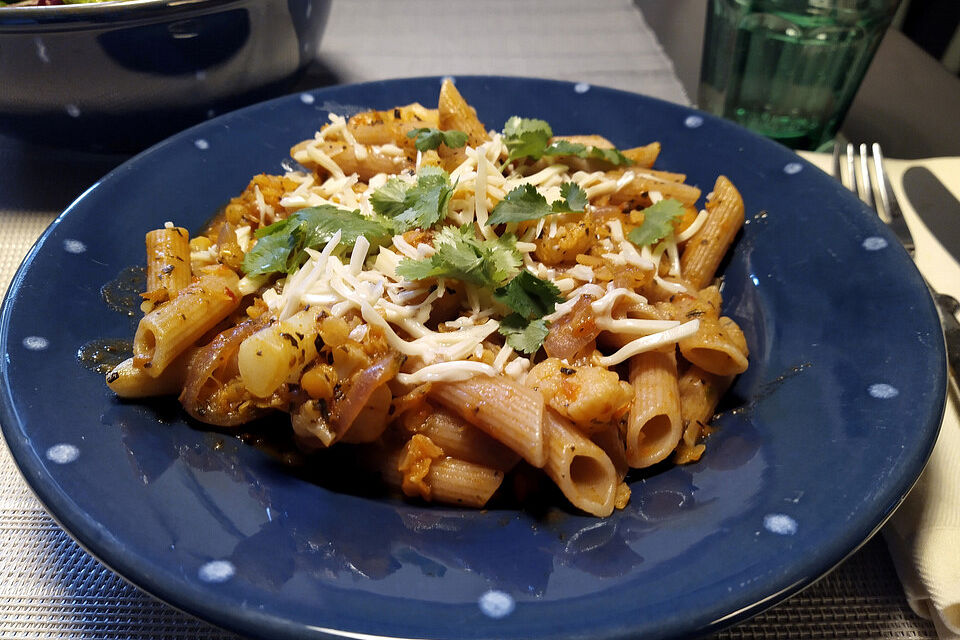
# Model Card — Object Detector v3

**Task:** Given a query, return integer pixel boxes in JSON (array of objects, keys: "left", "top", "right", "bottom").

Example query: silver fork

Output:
[{"left": 833, "top": 142, "right": 959, "bottom": 379}]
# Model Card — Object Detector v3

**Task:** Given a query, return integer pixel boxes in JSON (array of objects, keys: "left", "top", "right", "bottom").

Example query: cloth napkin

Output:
[{"left": 800, "top": 151, "right": 960, "bottom": 638}]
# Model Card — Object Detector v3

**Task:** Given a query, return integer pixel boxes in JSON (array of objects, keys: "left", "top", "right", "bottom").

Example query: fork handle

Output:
[{"left": 934, "top": 293, "right": 960, "bottom": 380}]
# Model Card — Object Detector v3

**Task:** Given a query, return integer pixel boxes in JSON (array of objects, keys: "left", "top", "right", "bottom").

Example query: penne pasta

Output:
[
  {"left": 106, "top": 353, "right": 191, "bottom": 398},
  {"left": 144, "top": 226, "right": 191, "bottom": 303},
  {"left": 679, "top": 175, "right": 745, "bottom": 288},
  {"left": 542, "top": 409, "right": 618, "bottom": 517},
  {"left": 403, "top": 403, "right": 521, "bottom": 471},
  {"left": 437, "top": 78, "right": 490, "bottom": 171},
  {"left": 430, "top": 376, "right": 547, "bottom": 469},
  {"left": 133, "top": 265, "right": 241, "bottom": 377},
  {"left": 678, "top": 315, "right": 749, "bottom": 376},
  {"left": 626, "top": 348, "right": 684, "bottom": 468},
  {"left": 378, "top": 444, "right": 505, "bottom": 508}
]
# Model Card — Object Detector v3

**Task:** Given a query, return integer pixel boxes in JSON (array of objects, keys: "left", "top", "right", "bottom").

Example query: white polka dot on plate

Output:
[
  {"left": 763, "top": 513, "right": 798, "bottom": 535},
  {"left": 198, "top": 560, "right": 235, "bottom": 583},
  {"left": 65, "top": 104, "right": 81, "bottom": 118},
  {"left": 63, "top": 239, "right": 86, "bottom": 254},
  {"left": 35, "top": 38, "right": 50, "bottom": 63},
  {"left": 574, "top": 82, "right": 590, "bottom": 94},
  {"left": 868, "top": 383, "right": 899, "bottom": 399},
  {"left": 478, "top": 590, "right": 515, "bottom": 618},
  {"left": 300, "top": 93, "right": 315, "bottom": 105},
  {"left": 23, "top": 336, "right": 49, "bottom": 351},
  {"left": 46, "top": 443, "right": 79, "bottom": 464},
  {"left": 684, "top": 115, "right": 703, "bottom": 128},
  {"left": 783, "top": 162, "right": 803, "bottom": 175},
  {"left": 195, "top": 70, "right": 207, "bottom": 82},
  {"left": 862, "top": 236, "right": 888, "bottom": 251},
  {"left": 194, "top": 139, "right": 210, "bottom": 150}
]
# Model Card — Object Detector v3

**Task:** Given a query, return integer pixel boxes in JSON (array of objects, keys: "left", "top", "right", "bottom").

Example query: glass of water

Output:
[{"left": 698, "top": 0, "right": 900, "bottom": 150}]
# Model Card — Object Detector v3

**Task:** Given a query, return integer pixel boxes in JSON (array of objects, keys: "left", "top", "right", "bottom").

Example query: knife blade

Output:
[
  {"left": 903, "top": 166, "right": 960, "bottom": 265},
  {"left": 902, "top": 166, "right": 960, "bottom": 379}
]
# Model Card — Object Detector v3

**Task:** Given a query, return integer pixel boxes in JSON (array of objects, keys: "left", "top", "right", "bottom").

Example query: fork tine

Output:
[
  {"left": 832, "top": 141, "right": 843, "bottom": 185},
  {"left": 845, "top": 143, "right": 858, "bottom": 195},
  {"left": 858, "top": 143, "right": 875, "bottom": 210},
  {"left": 871, "top": 143, "right": 915, "bottom": 256}
]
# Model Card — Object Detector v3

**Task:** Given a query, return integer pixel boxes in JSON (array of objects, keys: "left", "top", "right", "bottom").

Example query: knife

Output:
[
  {"left": 903, "top": 166, "right": 960, "bottom": 378},
  {"left": 903, "top": 166, "right": 960, "bottom": 265}
]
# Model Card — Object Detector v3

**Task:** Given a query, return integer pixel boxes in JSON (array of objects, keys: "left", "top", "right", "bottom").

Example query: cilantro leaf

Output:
[
  {"left": 588, "top": 146, "right": 633, "bottom": 166},
  {"left": 551, "top": 182, "right": 588, "bottom": 213},
  {"left": 406, "top": 127, "right": 469, "bottom": 152},
  {"left": 626, "top": 198, "right": 687, "bottom": 247},
  {"left": 486, "top": 182, "right": 588, "bottom": 225},
  {"left": 498, "top": 315, "right": 551, "bottom": 355},
  {"left": 395, "top": 225, "right": 521, "bottom": 288},
  {"left": 543, "top": 139, "right": 587, "bottom": 156},
  {"left": 368, "top": 178, "right": 408, "bottom": 219},
  {"left": 494, "top": 270, "right": 563, "bottom": 319},
  {"left": 487, "top": 184, "right": 552, "bottom": 225},
  {"left": 492, "top": 271, "right": 562, "bottom": 355},
  {"left": 370, "top": 166, "right": 454, "bottom": 232},
  {"left": 242, "top": 232, "right": 298, "bottom": 276},
  {"left": 501, "top": 117, "right": 633, "bottom": 167},
  {"left": 502, "top": 116, "right": 553, "bottom": 162},
  {"left": 485, "top": 233, "right": 524, "bottom": 285},
  {"left": 242, "top": 205, "right": 391, "bottom": 276}
]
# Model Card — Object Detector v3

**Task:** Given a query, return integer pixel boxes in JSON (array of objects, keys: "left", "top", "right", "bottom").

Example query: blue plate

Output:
[{"left": 0, "top": 77, "right": 946, "bottom": 640}]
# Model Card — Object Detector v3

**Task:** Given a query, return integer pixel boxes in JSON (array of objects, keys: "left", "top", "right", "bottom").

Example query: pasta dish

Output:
[{"left": 106, "top": 80, "right": 748, "bottom": 517}]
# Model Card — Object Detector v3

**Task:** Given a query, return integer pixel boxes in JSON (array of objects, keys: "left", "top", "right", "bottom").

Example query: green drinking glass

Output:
[{"left": 699, "top": 0, "right": 900, "bottom": 150}]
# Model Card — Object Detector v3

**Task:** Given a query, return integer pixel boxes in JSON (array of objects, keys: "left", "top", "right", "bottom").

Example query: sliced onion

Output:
[
  {"left": 331, "top": 353, "right": 400, "bottom": 440},
  {"left": 179, "top": 319, "right": 269, "bottom": 427},
  {"left": 543, "top": 296, "right": 601, "bottom": 361}
]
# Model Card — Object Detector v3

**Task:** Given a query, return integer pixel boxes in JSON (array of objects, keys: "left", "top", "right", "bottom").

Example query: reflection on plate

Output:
[{"left": 0, "top": 77, "right": 945, "bottom": 640}]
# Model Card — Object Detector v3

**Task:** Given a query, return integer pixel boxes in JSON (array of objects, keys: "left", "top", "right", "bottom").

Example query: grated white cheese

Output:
[{"left": 598, "top": 319, "right": 700, "bottom": 367}]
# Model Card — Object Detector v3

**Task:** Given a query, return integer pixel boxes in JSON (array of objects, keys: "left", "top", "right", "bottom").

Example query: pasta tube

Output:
[
  {"left": 431, "top": 376, "right": 546, "bottom": 468},
  {"left": 144, "top": 226, "right": 191, "bottom": 301},
  {"left": 542, "top": 409, "right": 618, "bottom": 517},
  {"left": 626, "top": 348, "right": 683, "bottom": 468},
  {"left": 133, "top": 266, "right": 241, "bottom": 377},
  {"left": 679, "top": 175, "right": 745, "bottom": 288}
]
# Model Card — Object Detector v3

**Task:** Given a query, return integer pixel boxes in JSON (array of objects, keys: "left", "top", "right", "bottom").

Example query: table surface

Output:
[{"left": 0, "top": 1, "right": 950, "bottom": 638}]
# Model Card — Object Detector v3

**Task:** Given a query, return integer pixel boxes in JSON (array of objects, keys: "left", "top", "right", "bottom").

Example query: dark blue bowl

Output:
[{"left": 0, "top": 0, "right": 330, "bottom": 152}]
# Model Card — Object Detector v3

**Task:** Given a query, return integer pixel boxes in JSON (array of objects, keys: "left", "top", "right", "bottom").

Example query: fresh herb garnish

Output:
[
  {"left": 395, "top": 224, "right": 521, "bottom": 288},
  {"left": 501, "top": 116, "right": 633, "bottom": 166},
  {"left": 493, "top": 271, "right": 562, "bottom": 355},
  {"left": 241, "top": 205, "right": 390, "bottom": 276},
  {"left": 503, "top": 116, "right": 554, "bottom": 162},
  {"left": 406, "top": 127, "right": 469, "bottom": 152},
  {"left": 486, "top": 181, "right": 587, "bottom": 225},
  {"left": 395, "top": 225, "right": 560, "bottom": 354},
  {"left": 370, "top": 166, "right": 455, "bottom": 232},
  {"left": 550, "top": 181, "right": 588, "bottom": 214},
  {"left": 626, "top": 198, "right": 687, "bottom": 247},
  {"left": 498, "top": 315, "right": 552, "bottom": 355},
  {"left": 494, "top": 270, "right": 563, "bottom": 320}
]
